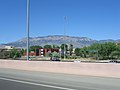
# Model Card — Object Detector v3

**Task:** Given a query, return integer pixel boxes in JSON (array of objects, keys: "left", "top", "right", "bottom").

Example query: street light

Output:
[
  {"left": 26, "top": 0, "right": 30, "bottom": 61},
  {"left": 64, "top": 16, "right": 67, "bottom": 60}
]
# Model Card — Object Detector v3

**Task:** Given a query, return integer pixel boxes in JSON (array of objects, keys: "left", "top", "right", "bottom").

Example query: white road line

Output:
[{"left": 0, "top": 77, "right": 76, "bottom": 90}]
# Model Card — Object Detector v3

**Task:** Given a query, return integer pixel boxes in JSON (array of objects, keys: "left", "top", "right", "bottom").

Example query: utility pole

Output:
[
  {"left": 64, "top": 16, "right": 67, "bottom": 60},
  {"left": 26, "top": 0, "right": 30, "bottom": 61}
]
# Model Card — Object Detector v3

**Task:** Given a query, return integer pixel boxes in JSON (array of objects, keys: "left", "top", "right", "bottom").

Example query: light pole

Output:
[
  {"left": 26, "top": 0, "right": 30, "bottom": 61},
  {"left": 64, "top": 16, "right": 67, "bottom": 60}
]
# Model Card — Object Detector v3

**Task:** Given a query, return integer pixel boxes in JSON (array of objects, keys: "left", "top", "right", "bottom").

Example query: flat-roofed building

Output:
[{"left": 24, "top": 48, "right": 59, "bottom": 57}]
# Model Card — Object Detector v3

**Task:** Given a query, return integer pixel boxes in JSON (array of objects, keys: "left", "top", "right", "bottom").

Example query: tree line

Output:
[
  {"left": 75, "top": 42, "right": 120, "bottom": 60},
  {"left": 0, "top": 44, "right": 73, "bottom": 59},
  {"left": 1, "top": 42, "right": 120, "bottom": 60}
]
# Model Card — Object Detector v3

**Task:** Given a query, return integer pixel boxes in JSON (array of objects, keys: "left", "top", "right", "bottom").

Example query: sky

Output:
[{"left": 0, "top": 0, "right": 120, "bottom": 43}]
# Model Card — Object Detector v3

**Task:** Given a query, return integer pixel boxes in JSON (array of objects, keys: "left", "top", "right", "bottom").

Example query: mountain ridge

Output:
[{"left": 1, "top": 35, "right": 120, "bottom": 48}]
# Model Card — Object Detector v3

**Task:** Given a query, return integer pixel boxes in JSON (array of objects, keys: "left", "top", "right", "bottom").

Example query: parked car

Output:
[
  {"left": 50, "top": 56, "right": 60, "bottom": 61},
  {"left": 109, "top": 60, "right": 120, "bottom": 63}
]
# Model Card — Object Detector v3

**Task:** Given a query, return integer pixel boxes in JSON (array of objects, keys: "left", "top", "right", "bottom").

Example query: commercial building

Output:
[{"left": 24, "top": 48, "right": 59, "bottom": 57}]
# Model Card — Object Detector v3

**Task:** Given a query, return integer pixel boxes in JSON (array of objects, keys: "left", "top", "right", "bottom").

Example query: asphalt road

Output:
[{"left": 0, "top": 68, "right": 120, "bottom": 90}]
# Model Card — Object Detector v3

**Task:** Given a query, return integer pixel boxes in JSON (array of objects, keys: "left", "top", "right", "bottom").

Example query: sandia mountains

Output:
[{"left": 3, "top": 35, "right": 120, "bottom": 48}]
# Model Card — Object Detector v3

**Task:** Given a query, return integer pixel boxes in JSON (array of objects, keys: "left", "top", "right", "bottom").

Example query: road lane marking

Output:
[{"left": 0, "top": 77, "right": 76, "bottom": 90}]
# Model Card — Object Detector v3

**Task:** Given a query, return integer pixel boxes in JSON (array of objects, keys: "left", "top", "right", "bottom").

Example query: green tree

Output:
[
  {"left": 44, "top": 45, "right": 52, "bottom": 49},
  {"left": 60, "top": 44, "right": 68, "bottom": 50},
  {"left": 69, "top": 44, "right": 73, "bottom": 55},
  {"left": 52, "top": 45, "right": 60, "bottom": 49},
  {"left": 98, "top": 42, "right": 118, "bottom": 59},
  {"left": 30, "top": 46, "right": 42, "bottom": 52},
  {"left": 20, "top": 49, "right": 25, "bottom": 56},
  {"left": 9, "top": 49, "right": 21, "bottom": 59},
  {"left": 110, "top": 51, "right": 120, "bottom": 59},
  {"left": 80, "top": 47, "right": 89, "bottom": 58},
  {"left": 52, "top": 51, "right": 60, "bottom": 57},
  {"left": 75, "top": 48, "right": 80, "bottom": 56},
  {"left": 60, "top": 44, "right": 68, "bottom": 58},
  {"left": 87, "top": 42, "right": 119, "bottom": 60}
]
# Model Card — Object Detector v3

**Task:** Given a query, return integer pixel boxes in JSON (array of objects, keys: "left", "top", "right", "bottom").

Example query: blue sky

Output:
[{"left": 0, "top": 0, "right": 120, "bottom": 43}]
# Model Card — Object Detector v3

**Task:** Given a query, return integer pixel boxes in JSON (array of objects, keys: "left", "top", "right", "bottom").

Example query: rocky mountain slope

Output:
[{"left": 4, "top": 35, "right": 120, "bottom": 48}]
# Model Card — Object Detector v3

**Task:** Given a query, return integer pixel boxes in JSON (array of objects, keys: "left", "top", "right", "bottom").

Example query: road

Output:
[{"left": 0, "top": 68, "right": 120, "bottom": 90}]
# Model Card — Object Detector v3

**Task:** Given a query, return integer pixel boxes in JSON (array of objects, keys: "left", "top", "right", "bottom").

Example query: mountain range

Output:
[{"left": 1, "top": 35, "right": 120, "bottom": 48}]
